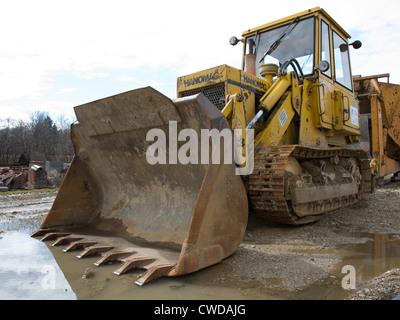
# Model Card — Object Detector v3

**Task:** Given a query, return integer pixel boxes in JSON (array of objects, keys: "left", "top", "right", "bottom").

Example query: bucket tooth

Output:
[
  {"left": 94, "top": 251, "right": 135, "bottom": 267},
  {"left": 135, "top": 265, "right": 173, "bottom": 286},
  {"left": 63, "top": 240, "right": 98, "bottom": 252},
  {"left": 40, "top": 232, "right": 71, "bottom": 242},
  {"left": 77, "top": 246, "right": 114, "bottom": 259},
  {"left": 31, "top": 228, "right": 56, "bottom": 237},
  {"left": 113, "top": 258, "right": 155, "bottom": 276},
  {"left": 52, "top": 236, "right": 84, "bottom": 246}
]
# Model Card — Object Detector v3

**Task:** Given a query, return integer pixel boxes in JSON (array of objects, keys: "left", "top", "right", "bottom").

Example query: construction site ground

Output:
[{"left": 0, "top": 183, "right": 400, "bottom": 300}]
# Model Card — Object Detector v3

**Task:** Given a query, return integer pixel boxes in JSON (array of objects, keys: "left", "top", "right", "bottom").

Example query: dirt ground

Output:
[{"left": 1, "top": 183, "right": 400, "bottom": 300}]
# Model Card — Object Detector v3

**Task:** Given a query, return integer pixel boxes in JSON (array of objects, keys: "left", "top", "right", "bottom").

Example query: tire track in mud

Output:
[{"left": 0, "top": 191, "right": 57, "bottom": 232}]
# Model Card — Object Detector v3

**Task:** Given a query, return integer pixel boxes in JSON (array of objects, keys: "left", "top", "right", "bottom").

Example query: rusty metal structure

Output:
[
  {"left": 0, "top": 169, "right": 27, "bottom": 190},
  {"left": 0, "top": 161, "right": 64, "bottom": 191},
  {"left": 354, "top": 74, "right": 400, "bottom": 184}
]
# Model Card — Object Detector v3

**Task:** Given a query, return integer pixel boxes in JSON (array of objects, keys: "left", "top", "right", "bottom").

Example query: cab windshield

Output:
[{"left": 245, "top": 17, "right": 315, "bottom": 79}]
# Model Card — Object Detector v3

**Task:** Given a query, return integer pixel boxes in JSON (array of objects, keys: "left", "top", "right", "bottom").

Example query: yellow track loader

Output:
[{"left": 33, "top": 7, "right": 374, "bottom": 284}]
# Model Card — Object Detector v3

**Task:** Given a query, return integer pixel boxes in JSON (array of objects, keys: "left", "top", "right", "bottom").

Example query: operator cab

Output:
[
  {"left": 230, "top": 7, "right": 363, "bottom": 141},
  {"left": 237, "top": 7, "right": 361, "bottom": 93}
]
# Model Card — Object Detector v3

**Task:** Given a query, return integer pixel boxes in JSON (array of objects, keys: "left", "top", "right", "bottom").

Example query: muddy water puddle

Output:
[
  {"left": 45, "top": 243, "right": 272, "bottom": 300},
  {"left": 0, "top": 231, "right": 76, "bottom": 299},
  {"left": 291, "top": 233, "right": 400, "bottom": 299}
]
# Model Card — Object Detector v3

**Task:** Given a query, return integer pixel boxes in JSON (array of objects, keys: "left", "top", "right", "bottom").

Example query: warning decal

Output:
[
  {"left": 350, "top": 105, "right": 359, "bottom": 126},
  {"left": 279, "top": 109, "right": 288, "bottom": 127}
]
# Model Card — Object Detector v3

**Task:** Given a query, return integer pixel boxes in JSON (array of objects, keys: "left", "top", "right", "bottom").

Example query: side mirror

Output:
[
  {"left": 317, "top": 60, "right": 330, "bottom": 73},
  {"left": 339, "top": 43, "right": 348, "bottom": 52},
  {"left": 340, "top": 40, "right": 362, "bottom": 52},
  {"left": 351, "top": 40, "right": 362, "bottom": 49}
]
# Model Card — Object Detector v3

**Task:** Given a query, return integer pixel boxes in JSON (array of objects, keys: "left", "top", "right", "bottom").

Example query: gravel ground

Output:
[{"left": 346, "top": 268, "right": 400, "bottom": 300}]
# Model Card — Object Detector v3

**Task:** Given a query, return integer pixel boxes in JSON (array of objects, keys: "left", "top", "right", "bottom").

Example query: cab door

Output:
[{"left": 331, "top": 29, "right": 360, "bottom": 136}]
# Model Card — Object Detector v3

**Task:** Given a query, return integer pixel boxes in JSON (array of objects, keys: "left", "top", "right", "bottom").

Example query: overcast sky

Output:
[{"left": 1, "top": 0, "right": 399, "bottom": 125}]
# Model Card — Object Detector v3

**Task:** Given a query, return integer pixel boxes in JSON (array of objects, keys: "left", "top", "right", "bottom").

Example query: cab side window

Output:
[
  {"left": 333, "top": 31, "right": 352, "bottom": 90},
  {"left": 321, "top": 20, "right": 332, "bottom": 78}
]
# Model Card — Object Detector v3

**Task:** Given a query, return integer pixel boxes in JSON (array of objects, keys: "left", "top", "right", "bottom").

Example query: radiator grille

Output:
[{"left": 180, "top": 83, "right": 226, "bottom": 110}]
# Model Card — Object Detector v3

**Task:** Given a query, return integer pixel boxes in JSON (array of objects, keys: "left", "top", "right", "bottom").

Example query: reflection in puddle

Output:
[
  {"left": 298, "top": 233, "right": 400, "bottom": 299},
  {"left": 370, "top": 234, "right": 400, "bottom": 276},
  {"left": 342, "top": 234, "right": 400, "bottom": 285},
  {"left": 0, "top": 231, "right": 76, "bottom": 300}
]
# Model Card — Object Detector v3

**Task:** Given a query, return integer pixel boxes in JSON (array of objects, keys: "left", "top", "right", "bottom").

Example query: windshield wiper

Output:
[{"left": 259, "top": 16, "right": 300, "bottom": 63}]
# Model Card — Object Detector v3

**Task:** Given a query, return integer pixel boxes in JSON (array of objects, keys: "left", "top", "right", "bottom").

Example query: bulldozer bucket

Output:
[
  {"left": 32, "top": 87, "right": 248, "bottom": 285},
  {"left": 378, "top": 82, "right": 400, "bottom": 161}
]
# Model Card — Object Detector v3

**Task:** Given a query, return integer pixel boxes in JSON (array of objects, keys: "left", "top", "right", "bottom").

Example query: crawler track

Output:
[{"left": 249, "top": 145, "right": 372, "bottom": 225}]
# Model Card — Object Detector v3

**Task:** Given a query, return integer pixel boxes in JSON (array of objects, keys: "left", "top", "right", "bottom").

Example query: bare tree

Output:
[{"left": 0, "top": 112, "right": 75, "bottom": 164}]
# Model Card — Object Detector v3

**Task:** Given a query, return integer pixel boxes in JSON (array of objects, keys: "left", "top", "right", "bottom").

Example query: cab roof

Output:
[{"left": 242, "top": 7, "right": 351, "bottom": 40}]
